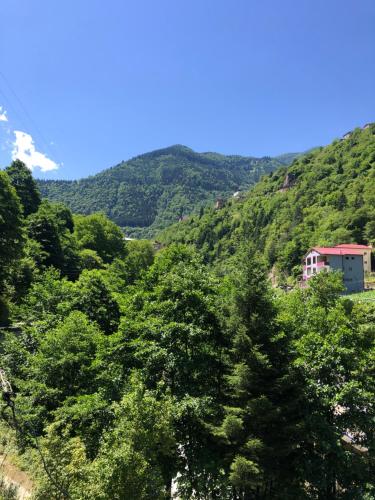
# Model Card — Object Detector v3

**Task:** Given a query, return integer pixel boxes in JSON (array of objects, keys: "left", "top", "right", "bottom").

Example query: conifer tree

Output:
[
  {"left": 5, "top": 159, "right": 41, "bottom": 217},
  {"left": 222, "top": 245, "right": 304, "bottom": 497}
]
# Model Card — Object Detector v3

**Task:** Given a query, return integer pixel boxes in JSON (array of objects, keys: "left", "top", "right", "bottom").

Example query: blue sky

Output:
[{"left": 0, "top": 0, "right": 374, "bottom": 179}]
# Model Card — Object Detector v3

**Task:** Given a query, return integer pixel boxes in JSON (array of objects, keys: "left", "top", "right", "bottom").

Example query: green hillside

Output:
[
  {"left": 159, "top": 125, "right": 375, "bottom": 275},
  {"left": 37, "top": 145, "right": 299, "bottom": 238}
]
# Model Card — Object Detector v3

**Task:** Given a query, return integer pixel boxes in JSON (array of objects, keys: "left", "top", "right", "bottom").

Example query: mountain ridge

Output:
[
  {"left": 37, "top": 144, "right": 300, "bottom": 237},
  {"left": 159, "top": 125, "right": 375, "bottom": 275}
]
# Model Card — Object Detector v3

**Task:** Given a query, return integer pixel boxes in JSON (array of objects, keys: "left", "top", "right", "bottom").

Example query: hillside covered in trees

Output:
[
  {"left": 160, "top": 125, "right": 375, "bottom": 278},
  {"left": 0, "top": 157, "right": 374, "bottom": 499},
  {"left": 37, "top": 145, "right": 299, "bottom": 238}
]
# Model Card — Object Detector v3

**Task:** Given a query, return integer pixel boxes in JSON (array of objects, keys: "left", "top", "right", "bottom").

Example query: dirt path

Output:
[{"left": 0, "top": 454, "right": 33, "bottom": 499}]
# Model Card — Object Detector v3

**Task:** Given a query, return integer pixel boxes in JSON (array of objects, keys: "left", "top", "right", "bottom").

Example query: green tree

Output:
[
  {"left": 5, "top": 159, "right": 41, "bottom": 216},
  {"left": 74, "top": 270, "right": 120, "bottom": 334},
  {"left": 106, "top": 240, "right": 154, "bottom": 292},
  {"left": 15, "top": 268, "right": 77, "bottom": 330},
  {"left": 74, "top": 213, "right": 126, "bottom": 263},
  {"left": 86, "top": 377, "right": 176, "bottom": 500},
  {"left": 121, "top": 245, "right": 227, "bottom": 496},
  {"left": 79, "top": 249, "right": 104, "bottom": 270},
  {"left": 26, "top": 205, "right": 64, "bottom": 269},
  {"left": 25, "top": 311, "right": 102, "bottom": 415},
  {"left": 221, "top": 246, "right": 304, "bottom": 497},
  {"left": 282, "top": 274, "right": 375, "bottom": 498},
  {"left": 26, "top": 201, "right": 80, "bottom": 278},
  {"left": 0, "top": 171, "right": 24, "bottom": 282},
  {"left": 0, "top": 170, "right": 24, "bottom": 323}
]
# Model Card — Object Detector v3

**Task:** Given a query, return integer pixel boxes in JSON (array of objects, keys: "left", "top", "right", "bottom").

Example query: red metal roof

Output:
[
  {"left": 312, "top": 247, "right": 364, "bottom": 256},
  {"left": 335, "top": 243, "right": 372, "bottom": 250}
]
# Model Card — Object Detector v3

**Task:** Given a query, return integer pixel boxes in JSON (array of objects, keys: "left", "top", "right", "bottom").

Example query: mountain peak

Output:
[{"left": 37, "top": 145, "right": 300, "bottom": 238}]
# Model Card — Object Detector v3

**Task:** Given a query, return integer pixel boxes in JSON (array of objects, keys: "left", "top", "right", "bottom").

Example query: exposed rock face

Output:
[
  {"left": 215, "top": 198, "right": 225, "bottom": 209},
  {"left": 0, "top": 455, "right": 33, "bottom": 498},
  {"left": 279, "top": 173, "right": 297, "bottom": 192}
]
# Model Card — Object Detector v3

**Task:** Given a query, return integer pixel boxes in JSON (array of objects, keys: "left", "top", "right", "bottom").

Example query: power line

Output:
[{"left": 0, "top": 70, "right": 62, "bottom": 167}]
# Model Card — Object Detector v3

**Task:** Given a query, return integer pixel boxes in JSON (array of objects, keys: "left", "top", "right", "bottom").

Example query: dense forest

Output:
[
  {"left": 37, "top": 145, "right": 299, "bottom": 238},
  {"left": 160, "top": 125, "right": 375, "bottom": 279},
  {"left": 0, "top": 153, "right": 374, "bottom": 498}
]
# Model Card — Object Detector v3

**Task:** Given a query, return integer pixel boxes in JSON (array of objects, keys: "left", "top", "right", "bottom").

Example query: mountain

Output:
[
  {"left": 37, "top": 145, "right": 299, "bottom": 238},
  {"left": 159, "top": 125, "right": 375, "bottom": 275}
]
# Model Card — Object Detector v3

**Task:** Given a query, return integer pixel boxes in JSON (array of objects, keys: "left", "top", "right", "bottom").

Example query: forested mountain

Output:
[
  {"left": 0, "top": 154, "right": 374, "bottom": 498},
  {"left": 37, "top": 145, "right": 299, "bottom": 237},
  {"left": 160, "top": 125, "right": 375, "bottom": 278}
]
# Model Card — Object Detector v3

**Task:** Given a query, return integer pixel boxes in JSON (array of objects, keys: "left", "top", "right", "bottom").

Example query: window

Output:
[
  {"left": 364, "top": 261, "right": 367, "bottom": 264},
  {"left": 313, "top": 256, "right": 316, "bottom": 264},
  {"left": 345, "top": 256, "right": 349, "bottom": 260},
  {"left": 307, "top": 268, "right": 311, "bottom": 276},
  {"left": 307, "top": 257, "right": 311, "bottom": 265},
  {"left": 351, "top": 257, "right": 355, "bottom": 260}
]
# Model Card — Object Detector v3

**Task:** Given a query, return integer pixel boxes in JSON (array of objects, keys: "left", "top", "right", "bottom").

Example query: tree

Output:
[
  {"left": 282, "top": 274, "right": 375, "bottom": 498},
  {"left": 26, "top": 311, "right": 102, "bottom": 412},
  {"left": 86, "top": 377, "right": 176, "bottom": 500},
  {"left": 0, "top": 170, "right": 24, "bottom": 283},
  {"left": 5, "top": 159, "right": 41, "bottom": 216},
  {"left": 74, "top": 270, "right": 120, "bottom": 334},
  {"left": 106, "top": 240, "right": 154, "bottom": 292},
  {"left": 26, "top": 205, "right": 64, "bottom": 269},
  {"left": 74, "top": 213, "right": 126, "bottom": 263},
  {"left": 221, "top": 246, "right": 304, "bottom": 497},
  {"left": 79, "top": 248, "right": 104, "bottom": 270},
  {"left": 26, "top": 201, "right": 81, "bottom": 278},
  {"left": 0, "top": 170, "right": 24, "bottom": 323},
  {"left": 15, "top": 267, "right": 77, "bottom": 330},
  {"left": 121, "top": 245, "right": 228, "bottom": 496}
]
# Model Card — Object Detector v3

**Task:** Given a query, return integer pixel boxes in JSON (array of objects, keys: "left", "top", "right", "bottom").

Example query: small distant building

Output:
[
  {"left": 343, "top": 131, "right": 352, "bottom": 139},
  {"left": 215, "top": 197, "right": 224, "bottom": 209},
  {"left": 303, "top": 246, "right": 364, "bottom": 292},
  {"left": 232, "top": 191, "right": 245, "bottom": 200},
  {"left": 363, "top": 123, "right": 372, "bottom": 130},
  {"left": 334, "top": 244, "right": 372, "bottom": 274}
]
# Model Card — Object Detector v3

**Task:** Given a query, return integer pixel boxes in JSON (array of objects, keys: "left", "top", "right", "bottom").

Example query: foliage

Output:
[
  {"left": 74, "top": 212, "right": 126, "bottom": 263},
  {"left": 5, "top": 159, "right": 41, "bottom": 217},
  {"left": 0, "top": 170, "right": 24, "bottom": 324},
  {"left": 37, "top": 145, "right": 299, "bottom": 238},
  {"left": 279, "top": 274, "right": 375, "bottom": 497},
  {"left": 0, "top": 171, "right": 24, "bottom": 286},
  {"left": 160, "top": 125, "right": 375, "bottom": 274},
  {"left": 220, "top": 247, "right": 305, "bottom": 497},
  {"left": 0, "top": 137, "right": 374, "bottom": 499},
  {"left": 73, "top": 270, "right": 120, "bottom": 334},
  {"left": 105, "top": 240, "right": 155, "bottom": 291}
]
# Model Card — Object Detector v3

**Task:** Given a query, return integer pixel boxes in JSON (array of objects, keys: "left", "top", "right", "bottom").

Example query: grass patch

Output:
[{"left": 345, "top": 289, "right": 375, "bottom": 302}]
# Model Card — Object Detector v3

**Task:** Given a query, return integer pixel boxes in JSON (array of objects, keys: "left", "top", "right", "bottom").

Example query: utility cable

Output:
[{"left": 0, "top": 69, "right": 62, "bottom": 168}]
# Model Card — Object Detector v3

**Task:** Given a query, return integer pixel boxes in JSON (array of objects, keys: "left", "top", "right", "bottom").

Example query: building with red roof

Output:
[
  {"left": 302, "top": 245, "right": 367, "bottom": 292},
  {"left": 334, "top": 244, "right": 372, "bottom": 274}
]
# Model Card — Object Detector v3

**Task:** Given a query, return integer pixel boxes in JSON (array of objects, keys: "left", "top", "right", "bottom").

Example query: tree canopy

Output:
[
  {"left": 0, "top": 135, "right": 374, "bottom": 499},
  {"left": 160, "top": 124, "right": 375, "bottom": 279}
]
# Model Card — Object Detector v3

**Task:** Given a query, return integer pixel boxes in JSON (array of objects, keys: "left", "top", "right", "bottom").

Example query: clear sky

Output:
[{"left": 0, "top": 0, "right": 374, "bottom": 179}]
